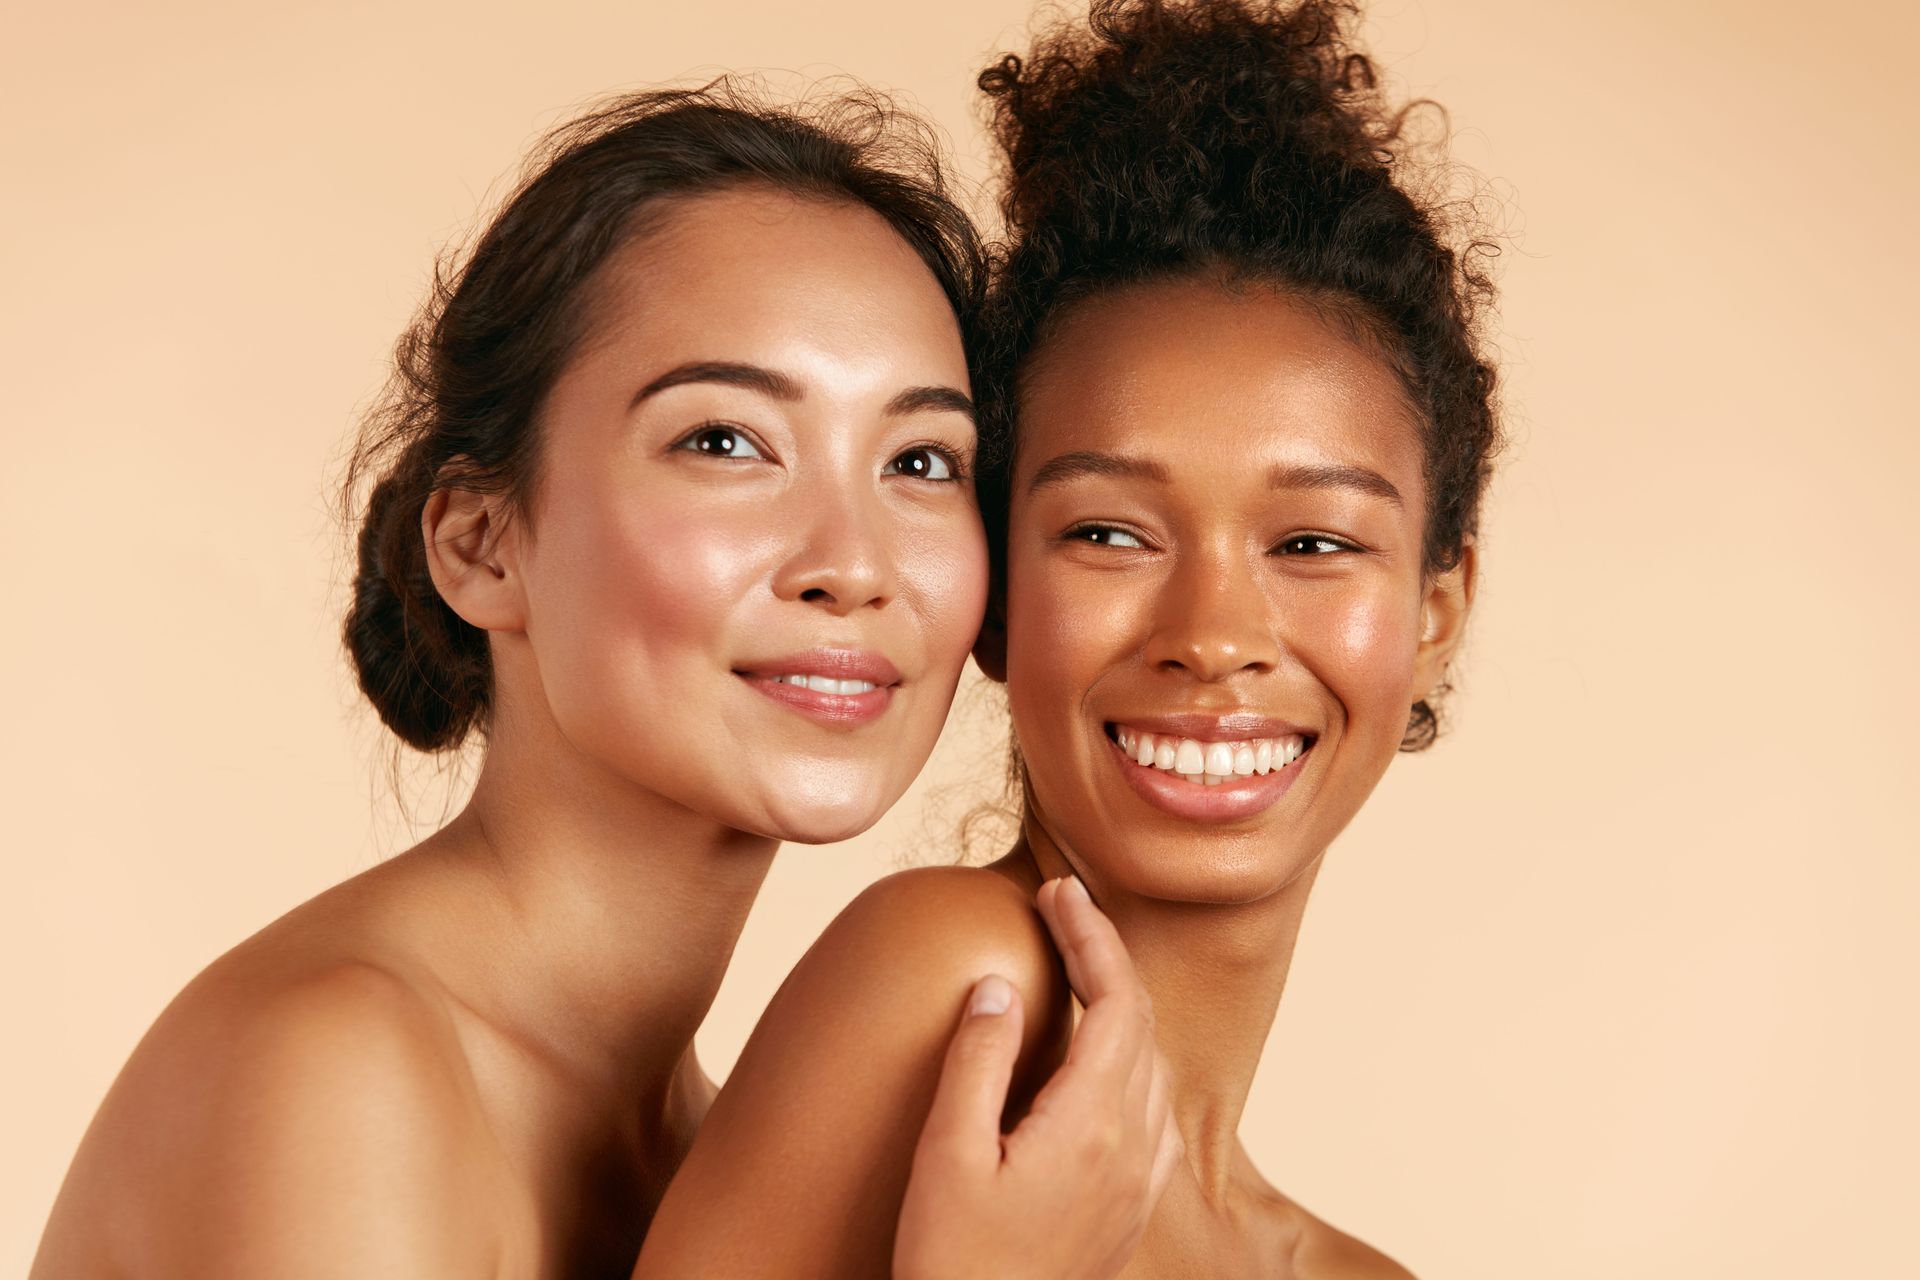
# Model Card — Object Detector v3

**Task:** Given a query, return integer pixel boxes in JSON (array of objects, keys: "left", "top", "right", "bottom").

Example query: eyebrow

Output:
[
  {"left": 885, "top": 384, "right": 976, "bottom": 422},
  {"left": 1268, "top": 462, "right": 1403, "bottom": 507},
  {"left": 1027, "top": 451, "right": 1171, "bottom": 493},
  {"left": 631, "top": 360, "right": 973, "bottom": 422},
  {"left": 631, "top": 361, "right": 801, "bottom": 408}
]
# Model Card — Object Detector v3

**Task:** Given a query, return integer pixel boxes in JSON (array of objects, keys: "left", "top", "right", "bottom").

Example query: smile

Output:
[
  {"left": 770, "top": 673, "right": 880, "bottom": 695},
  {"left": 1109, "top": 724, "right": 1311, "bottom": 785}
]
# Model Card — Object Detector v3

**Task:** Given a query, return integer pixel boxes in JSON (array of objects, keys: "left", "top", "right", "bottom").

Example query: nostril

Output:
[{"left": 800, "top": 588, "right": 833, "bottom": 603}]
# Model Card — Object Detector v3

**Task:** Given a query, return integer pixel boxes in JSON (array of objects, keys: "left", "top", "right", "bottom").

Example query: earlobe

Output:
[
  {"left": 1411, "top": 539, "right": 1476, "bottom": 700},
  {"left": 422, "top": 487, "right": 527, "bottom": 633}
]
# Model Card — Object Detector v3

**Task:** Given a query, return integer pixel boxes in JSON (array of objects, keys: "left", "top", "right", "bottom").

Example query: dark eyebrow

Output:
[
  {"left": 885, "top": 385, "right": 975, "bottom": 422},
  {"left": 1027, "top": 451, "right": 1171, "bottom": 493},
  {"left": 1268, "top": 462, "right": 1403, "bottom": 507},
  {"left": 630, "top": 362, "right": 973, "bottom": 423},
  {"left": 630, "top": 361, "right": 802, "bottom": 409}
]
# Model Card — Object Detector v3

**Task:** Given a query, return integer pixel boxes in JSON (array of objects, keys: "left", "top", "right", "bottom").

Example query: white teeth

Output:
[
  {"left": 1115, "top": 727, "right": 1310, "bottom": 784},
  {"left": 775, "top": 674, "right": 876, "bottom": 694}
]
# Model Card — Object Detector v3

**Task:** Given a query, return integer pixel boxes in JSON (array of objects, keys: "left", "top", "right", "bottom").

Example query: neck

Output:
[
  {"left": 399, "top": 677, "right": 778, "bottom": 1113},
  {"left": 1009, "top": 815, "right": 1322, "bottom": 1203}
]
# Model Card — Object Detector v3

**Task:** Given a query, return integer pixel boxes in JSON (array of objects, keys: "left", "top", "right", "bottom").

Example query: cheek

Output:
[
  {"left": 527, "top": 484, "right": 776, "bottom": 691},
  {"left": 1003, "top": 549, "right": 1133, "bottom": 745},
  {"left": 1294, "top": 584, "right": 1424, "bottom": 737},
  {"left": 897, "top": 505, "right": 990, "bottom": 672}
]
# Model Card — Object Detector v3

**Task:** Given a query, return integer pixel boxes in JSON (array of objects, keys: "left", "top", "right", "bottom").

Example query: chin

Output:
[
  {"left": 1068, "top": 824, "right": 1322, "bottom": 907},
  {"left": 745, "top": 773, "right": 898, "bottom": 846}
]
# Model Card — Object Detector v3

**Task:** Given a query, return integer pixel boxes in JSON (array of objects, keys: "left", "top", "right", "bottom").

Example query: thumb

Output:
[{"left": 915, "top": 975, "right": 1025, "bottom": 1172}]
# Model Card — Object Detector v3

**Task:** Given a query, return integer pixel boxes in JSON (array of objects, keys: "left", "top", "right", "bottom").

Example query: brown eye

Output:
[
  {"left": 1277, "top": 535, "right": 1350, "bottom": 555},
  {"left": 1068, "top": 524, "right": 1146, "bottom": 548},
  {"left": 675, "top": 425, "right": 766, "bottom": 459},
  {"left": 885, "top": 447, "right": 958, "bottom": 481}
]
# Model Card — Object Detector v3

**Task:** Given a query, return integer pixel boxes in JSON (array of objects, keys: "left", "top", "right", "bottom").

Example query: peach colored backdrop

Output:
[{"left": 4, "top": 1, "right": 1914, "bottom": 1275}]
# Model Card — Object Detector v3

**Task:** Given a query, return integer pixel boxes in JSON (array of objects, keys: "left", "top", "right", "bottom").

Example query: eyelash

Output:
[
  {"left": 1062, "top": 526, "right": 1362, "bottom": 556},
  {"left": 671, "top": 425, "right": 969, "bottom": 483},
  {"left": 671, "top": 422, "right": 768, "bottom": 460},
  {"left": 1274, "top": 534, "right": 1360, "bottom": 556},
  {"left": 886, "top": 444, "right": 970, "bottom": 484},
  {"left": 1064, "top": 523, "right": 1149, "bottom": 549}
]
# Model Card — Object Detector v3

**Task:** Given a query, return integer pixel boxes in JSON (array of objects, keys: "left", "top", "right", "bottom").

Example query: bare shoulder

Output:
[
  {"left": 1290, "top": 1206, "right": 1419, "bottom": 1280},
  {"left": 815, "top": 865, "right": 1063, "bottom": 1003},
  {"left": 635, "top": 866, "right": 1067, "bottom": 1276},
  {"left": 35, "top": 937, "right": 499, "bottom": 1277},
  {"left": 741, "top": 863, "right": 1069, "bottom": 1109}
]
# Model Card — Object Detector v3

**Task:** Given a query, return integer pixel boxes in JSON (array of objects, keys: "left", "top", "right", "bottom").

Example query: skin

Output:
[
  {"left": 641, "top": 276, "right": 1474, "bottom": 1277},
  {"left": 31, "top": 186, "right": 1169, "bottom": 1279}
]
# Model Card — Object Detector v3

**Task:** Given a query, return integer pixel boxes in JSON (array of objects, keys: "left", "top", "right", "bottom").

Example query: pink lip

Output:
[
  {"left": 1107, "top": 733, "right": 1310, "bottom": 822},
  {"left": 735, "top": 649, "right": 901, "bottom": 728}
]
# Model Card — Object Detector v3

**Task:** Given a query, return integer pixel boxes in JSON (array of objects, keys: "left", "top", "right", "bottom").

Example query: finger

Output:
[
  {"left": 1036, "top": 876, "right": 1139, "bottom": 1011},
  {"left": 915, "top": 974, "right": 1027, "bottom": 1171}
]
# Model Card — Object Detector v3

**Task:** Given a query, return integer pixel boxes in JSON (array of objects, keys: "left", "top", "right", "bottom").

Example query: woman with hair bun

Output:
[
  {"left": 31, "top": 83, "right": 1174, "bottom": 1279},
  {"left": 635, "top": 2, "right": 1500, "bottom": 1274}
]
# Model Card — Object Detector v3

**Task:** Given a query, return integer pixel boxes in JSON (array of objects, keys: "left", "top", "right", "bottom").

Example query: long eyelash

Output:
[
  {"left": 1278, "top": 532, "right": 1362, "bottom": 554},
  {"left": 899, "top": 442, "right": 973, "bottom": 482},
  {"left": 1062, "top": 522, "right": 1146, "bottom": 547},
  {"left": 671, "top": 420, "right": 761, "bottom": 453}
]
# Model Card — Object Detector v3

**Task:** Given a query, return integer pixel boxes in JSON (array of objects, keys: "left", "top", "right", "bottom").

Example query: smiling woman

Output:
[
  {"left": 28, "top": 81, "right": 1175, "bottom": 1280},
  {"left": 628, "top": 1, "right": 1499, "bottom": 1275}
]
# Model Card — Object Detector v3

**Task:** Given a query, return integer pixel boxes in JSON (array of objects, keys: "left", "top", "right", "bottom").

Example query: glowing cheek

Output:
[
  {"left": 1312, "top": 591, "right": 1424, "bottom": 725},
  {"left": 898, "top": 519, "right": 990, "bottom": 671},
  {"left": 1005, "top": 554, "right": 1126, "bottom": 753},
  {"left": 543, "top": 494, "right": 770, "bottom": 689}
]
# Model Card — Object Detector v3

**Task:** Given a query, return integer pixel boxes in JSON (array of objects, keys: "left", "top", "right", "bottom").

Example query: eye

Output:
[
  {"left": 673, "top": 424, "right": 767, "bottom": 460},
  {"left": 1275, "top": 534, "right": 1354, "bottom": 555},
  {"left": 885, "top": 446, "right": 962, "bottom": 482},
  {"left": 1067, "top": 524, "right": 1147, "bottom": 549}
]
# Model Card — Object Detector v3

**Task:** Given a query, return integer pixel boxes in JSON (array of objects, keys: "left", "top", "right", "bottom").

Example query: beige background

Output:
[{"left": 4, "top": 0, "right": 1916, "bottom": 1275}]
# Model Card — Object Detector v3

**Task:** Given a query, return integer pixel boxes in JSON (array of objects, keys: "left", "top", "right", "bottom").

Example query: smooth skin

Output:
[
  {"left": 31, "top": 188, "right": 1171, "bottom": 1279},
  {"left": 635, "top": 277, "right": 1474, "bottom": 1277}
]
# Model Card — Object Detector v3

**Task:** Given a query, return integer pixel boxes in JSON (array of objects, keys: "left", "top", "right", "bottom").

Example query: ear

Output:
[
  {"left": 971, "top": 585, "right": 1008, "bottom": 685},
  {"left": 1409, "top": 538, "right": 1476, "bottom": 702},
  {"left": 421, "top": 484, "right": 528, "bottom": 634}
]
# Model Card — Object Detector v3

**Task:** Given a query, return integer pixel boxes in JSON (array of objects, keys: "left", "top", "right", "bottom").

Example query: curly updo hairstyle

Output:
[
  {"left": 344, "top": 82, "right": 986, "bottom": 752},
  {"left": 977, "top": 0, "right": 1501, "bottom": 749}
]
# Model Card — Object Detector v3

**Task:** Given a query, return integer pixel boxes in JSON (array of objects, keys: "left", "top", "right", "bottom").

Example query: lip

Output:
[
  {"left": 1105, "top": 730, "right": 1312, "bottom": 823},
  {"left": 735, "top": 649, "right": 902, "bottom": 728}
]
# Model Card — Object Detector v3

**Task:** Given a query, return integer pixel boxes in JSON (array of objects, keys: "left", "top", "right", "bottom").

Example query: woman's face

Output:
[
  {"left": 997, "top": 278, "right": 1468, "bottom": 903},
  {"left": 493, "top": 186, "right": 986, "bottom": 843}
]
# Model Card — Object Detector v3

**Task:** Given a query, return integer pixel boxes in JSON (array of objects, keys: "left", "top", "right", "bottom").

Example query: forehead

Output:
[
  {"left": 1017, "top": 278, "right": 1423, "bottom": 493},
  {"left": 577, "top": 183, "right": 963, "bottom": 370}
]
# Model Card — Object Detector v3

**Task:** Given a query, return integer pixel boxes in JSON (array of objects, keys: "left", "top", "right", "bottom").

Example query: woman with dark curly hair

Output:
[
  {"left": 30, "top": 82, "right": 1175, "bottom": 1279},
  {"left": 634, "top": 2, "right": 1499, "bottom": 1275}
]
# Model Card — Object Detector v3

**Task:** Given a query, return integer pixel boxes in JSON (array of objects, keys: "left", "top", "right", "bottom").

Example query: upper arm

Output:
[
  {"left": 41, "top": 963, "right": 502, "bottom": 1280},
  {"left": 635, "top": 869, "right": 1067, "bottom": 1279}
]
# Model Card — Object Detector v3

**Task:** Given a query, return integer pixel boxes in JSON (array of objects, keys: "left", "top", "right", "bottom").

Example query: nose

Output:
[
  {"left": 1143, "top": 549, "right": 1281, "bottom": 681},
  {"left": 769, "top": 488, "right": 896, "bottom": 616}
]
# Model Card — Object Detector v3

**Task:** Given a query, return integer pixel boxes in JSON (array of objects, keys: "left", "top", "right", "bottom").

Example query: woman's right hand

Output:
[{"left": 893, "top": 877, "right": 1181, "bottom": 1280}]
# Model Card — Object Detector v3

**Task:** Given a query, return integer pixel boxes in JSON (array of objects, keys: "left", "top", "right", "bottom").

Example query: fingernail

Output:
[
  {"left": 969, "top": 973, "right": 1012, "bottom": 1016},
  {"left": 1064, "top": 875, "right": 1091, "bottom": 905}
]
